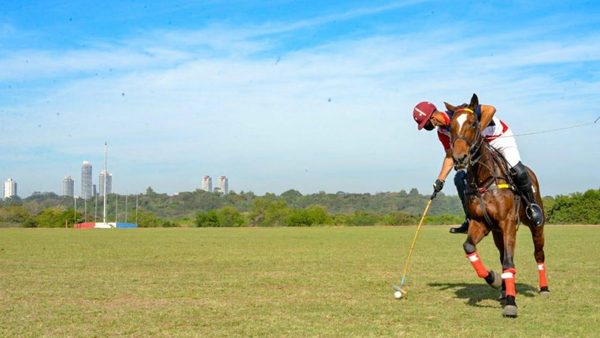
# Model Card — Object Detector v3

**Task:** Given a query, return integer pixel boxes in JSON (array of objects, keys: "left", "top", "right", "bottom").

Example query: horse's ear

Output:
[
  {"left": 469, "top": 94, "right": 479, "bottom": 109},
  {"left": 444, "top": 102, "right": 457, "bottom": 112}
]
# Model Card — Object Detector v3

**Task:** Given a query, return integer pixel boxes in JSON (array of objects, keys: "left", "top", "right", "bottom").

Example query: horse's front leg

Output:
[
  {"left": 463, "top": 220, "right": 502, "bottom": 288},
  {"left": 492, "top": 230, "right": 507, "bottom": 301},
  {"left": 500, "top": 220, "right": 518, "bottom": 317}
]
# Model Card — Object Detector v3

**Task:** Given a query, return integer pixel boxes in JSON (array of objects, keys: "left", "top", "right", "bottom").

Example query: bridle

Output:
[{"left": 451, "top": 108, "right": 484, "bottom": 168}]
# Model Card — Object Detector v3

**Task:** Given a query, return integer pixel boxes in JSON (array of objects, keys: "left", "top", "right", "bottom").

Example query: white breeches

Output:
[{"left": 487, "top": 129, "right": 521, "bottom": 168}]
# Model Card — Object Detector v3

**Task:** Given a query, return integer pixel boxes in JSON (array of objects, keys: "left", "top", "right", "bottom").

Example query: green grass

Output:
[{"left": 1, "top": 225, "right": 599, "bottom": 337}]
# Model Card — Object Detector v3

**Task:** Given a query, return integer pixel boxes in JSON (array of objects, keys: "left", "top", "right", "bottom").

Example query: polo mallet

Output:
[{"left": 392, "top": 191, "right": 438, "bottom": 299}]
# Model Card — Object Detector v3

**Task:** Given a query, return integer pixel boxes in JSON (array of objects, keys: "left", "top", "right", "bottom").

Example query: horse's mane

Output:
[{"left": 474, "top": 139, "right": 513, "bottom": 187}]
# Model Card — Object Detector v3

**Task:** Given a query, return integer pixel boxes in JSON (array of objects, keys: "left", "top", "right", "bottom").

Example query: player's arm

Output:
[
  {"left": 438, "top": 148, "right": 455, "bottom": 182},
  {"left": 432, "top": 148, "right": 454, "bottom": 196},
  {"left": 479, "top": 104, "right": 496, "bottom": 131}
]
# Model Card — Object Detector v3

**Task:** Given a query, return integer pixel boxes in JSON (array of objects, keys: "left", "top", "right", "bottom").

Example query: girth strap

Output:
[
  {"left": 466, "top": 182, "right": 514, "bottom": 228},
  {"left": 466, "top": 182, "right": 512, "bottom": 195}
]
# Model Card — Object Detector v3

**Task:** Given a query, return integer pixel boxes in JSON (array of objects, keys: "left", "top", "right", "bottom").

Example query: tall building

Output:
[
  {"left": 218, "top": 176, "right": 229, "bottom": 194},
  {"left": 3, "top": 178, "right": 17, "bottom": 199},
  {"left": 99, "top": 170, "right": 112, "bottom": 196},
  {"left": 81, "top": 161, "right": 93, "bottom": 199},
  {"left": 62, "top": 176, "right": 74, "bottom": 197},
  {"left": 201, "top": 176, "right": 212, "bottom": 192}
]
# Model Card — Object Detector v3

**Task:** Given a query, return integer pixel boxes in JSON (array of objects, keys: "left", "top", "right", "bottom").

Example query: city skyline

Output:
[
  {"left": 1, "top": 2, "right": 599, "bottom": 197},
  {"left": 2, "top": 170, "right": 234, "bottom": 199}
]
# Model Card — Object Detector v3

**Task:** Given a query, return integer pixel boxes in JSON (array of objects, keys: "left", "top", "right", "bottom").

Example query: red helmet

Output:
[{"left": 412, "top": 101, "right": 437, "bottom": 130}]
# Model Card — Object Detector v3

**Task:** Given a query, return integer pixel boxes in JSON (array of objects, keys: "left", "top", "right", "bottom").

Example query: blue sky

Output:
[{"left": 1, "top": 0, "right": 599, "bottom": 197}]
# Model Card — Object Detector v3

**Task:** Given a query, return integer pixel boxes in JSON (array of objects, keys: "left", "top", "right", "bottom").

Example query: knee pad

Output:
[
  {"left": 510, "top": 162, "right": 530, "bottom": 188},
  {"left": 463, "top": 241, "right": 476, "bottom": 254},
  {"left": 510, "top": 161, "right": 526, "bottom": 177}
]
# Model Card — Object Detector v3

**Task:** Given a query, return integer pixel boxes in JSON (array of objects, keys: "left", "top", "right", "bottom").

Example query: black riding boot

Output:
[
  {"left": 450, "top": 170, "right": 470, "bottom": 234},
  {"left": 510, "top": 162, "right": 544, "bottom": 226},
  {"left": 450, "top": 219, "right": 470, "bottom": 234}
]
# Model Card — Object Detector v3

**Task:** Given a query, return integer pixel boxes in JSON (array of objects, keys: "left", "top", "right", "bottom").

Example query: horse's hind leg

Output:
[
  {"left": 463, "top": 220, "right": 501, "bottom": 288},
  {"left": 529, "top": 224, "right": 550, "bottom": 296}
]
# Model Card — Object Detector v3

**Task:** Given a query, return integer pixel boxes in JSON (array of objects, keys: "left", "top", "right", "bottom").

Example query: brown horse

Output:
[{"left": 445, "top": 94, "right": 549, "bottom": 318}]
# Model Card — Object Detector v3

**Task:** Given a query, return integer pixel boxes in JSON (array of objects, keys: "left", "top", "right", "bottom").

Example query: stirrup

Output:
[{"left": 526, "top": 203, "right": 544, "bottom": 227}]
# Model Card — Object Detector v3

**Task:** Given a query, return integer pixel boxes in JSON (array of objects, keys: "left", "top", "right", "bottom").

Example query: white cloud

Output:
[{"left": 1, "top": 9, "right": 600, "bottom": 196}]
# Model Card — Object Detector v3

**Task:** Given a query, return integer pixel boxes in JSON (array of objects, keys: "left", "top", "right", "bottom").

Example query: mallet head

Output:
[{"left": 392, "top": 285, "right": 407, "bottom": 299}]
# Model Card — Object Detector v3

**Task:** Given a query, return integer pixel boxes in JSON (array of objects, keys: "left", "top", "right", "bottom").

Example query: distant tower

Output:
[
  {"left": 81, "top": 161, "right": 93, "bottom": 199},
  {"left": 201, "top": 176, "right": 212, "bottom": 192},
  {"left": 4, "top": 178, "right": 17, "bottom": 199},
  {"left": 62, "top": 176, "right": 74, "bottom": 197},
  {"left": 218, "top": 176, "right": 229, "bottom": 194},
  {"left": 99, "top": 170, "right": 112, "bottom": 196}
]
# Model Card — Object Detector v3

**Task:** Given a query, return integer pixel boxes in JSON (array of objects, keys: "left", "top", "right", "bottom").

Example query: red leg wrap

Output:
[
  {"left": 537, "top": 262, "right": 548, "bottom": 288},
  {"left": 466, "top": 252, "right": 490, "bottom": 279},
  {"left": 502, "top": 268, "right": 517, "bottom": 297}
]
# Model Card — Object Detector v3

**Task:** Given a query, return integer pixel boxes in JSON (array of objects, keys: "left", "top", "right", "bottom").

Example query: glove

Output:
[{"left": 432, "top": 179, "right": 445, "bottom": 197}]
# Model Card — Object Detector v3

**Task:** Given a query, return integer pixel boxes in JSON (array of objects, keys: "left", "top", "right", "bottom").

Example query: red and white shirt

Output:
[{"left": 437, "top": 105, "right": 510, "bottom": 150}]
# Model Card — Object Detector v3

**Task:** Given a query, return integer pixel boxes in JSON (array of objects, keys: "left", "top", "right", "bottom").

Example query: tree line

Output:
[{"left": 0, "top": 187, "right": 598, "bottom": 227}]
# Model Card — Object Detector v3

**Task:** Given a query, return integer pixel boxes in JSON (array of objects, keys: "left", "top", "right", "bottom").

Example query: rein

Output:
[{"left": 452, "top": 108, "right": 516, "bottom": 228}]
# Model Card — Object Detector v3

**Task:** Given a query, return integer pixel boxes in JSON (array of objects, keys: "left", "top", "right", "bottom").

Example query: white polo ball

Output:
[{"left": 394, "top": 290, "right": 403, "bottom": 299}]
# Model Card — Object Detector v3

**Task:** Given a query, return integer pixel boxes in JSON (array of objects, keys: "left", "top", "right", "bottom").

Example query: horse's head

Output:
[{"left": 444, "top": 94, "right": 482, "bottom": 170}]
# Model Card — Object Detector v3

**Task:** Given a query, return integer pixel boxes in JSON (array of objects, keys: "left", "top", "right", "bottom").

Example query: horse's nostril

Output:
[{"left": 454, "top": 153, "right": 468, "bottom": 165}]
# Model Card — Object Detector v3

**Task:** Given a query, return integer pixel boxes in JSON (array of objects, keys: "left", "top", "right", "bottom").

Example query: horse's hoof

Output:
[
  {"left": 503, "top": 305, "right": 518, "bottom": 318},
  {"left": 498, "top": 290, "right": 506, "bottom": 303},
  {"left": 487, "top": 270, "right": 502, "bottom": 289},
  {"left": 539, "top": 289, "right": 550, "bottom": 298}
]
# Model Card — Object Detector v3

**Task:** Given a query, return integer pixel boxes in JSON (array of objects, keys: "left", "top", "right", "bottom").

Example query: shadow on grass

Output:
[{"left": 428, "top": 282, "right": 539, "bottom": 308}]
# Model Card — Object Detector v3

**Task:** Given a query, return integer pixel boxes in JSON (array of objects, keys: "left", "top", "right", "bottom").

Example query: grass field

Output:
[{"left": 1, "top": 225, "right": 599, "bottom": 337}]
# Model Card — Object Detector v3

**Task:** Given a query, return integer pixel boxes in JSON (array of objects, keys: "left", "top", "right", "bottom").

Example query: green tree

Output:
[
  {"left": 1, "top": 196, "right": 23, "bottom": 206},
  {"left": 285, "top": 205, "right": 330, "bottom": 226},
  {"left": 137, "top": 210, "right": 173, "bottom": 227},
  {"left": 196, "top": 210, "right": 220, "bottom": 227},
  {"left": 382, "top": 212, "right": 417, "bottom": 226},
  {"left": 0, "top": 205, "right": 31, "bottom": 226},
  {"left": 281, "top": 189, "right": 303, "bottom": 207},
  {"left": 31, "top": 207, "right": 73, "bottom": 228},
  {"left": 548, "top": 189, "right": 600, "bottom": 224},
  {"left": 346, "top": 211, "right": 380, "bottom": 226},
  {"left": 249, "top": 199, "right": 289, "bottom": 226},
  {"left": 216, "top": 206, "right": 245, "bottom": 227}
]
